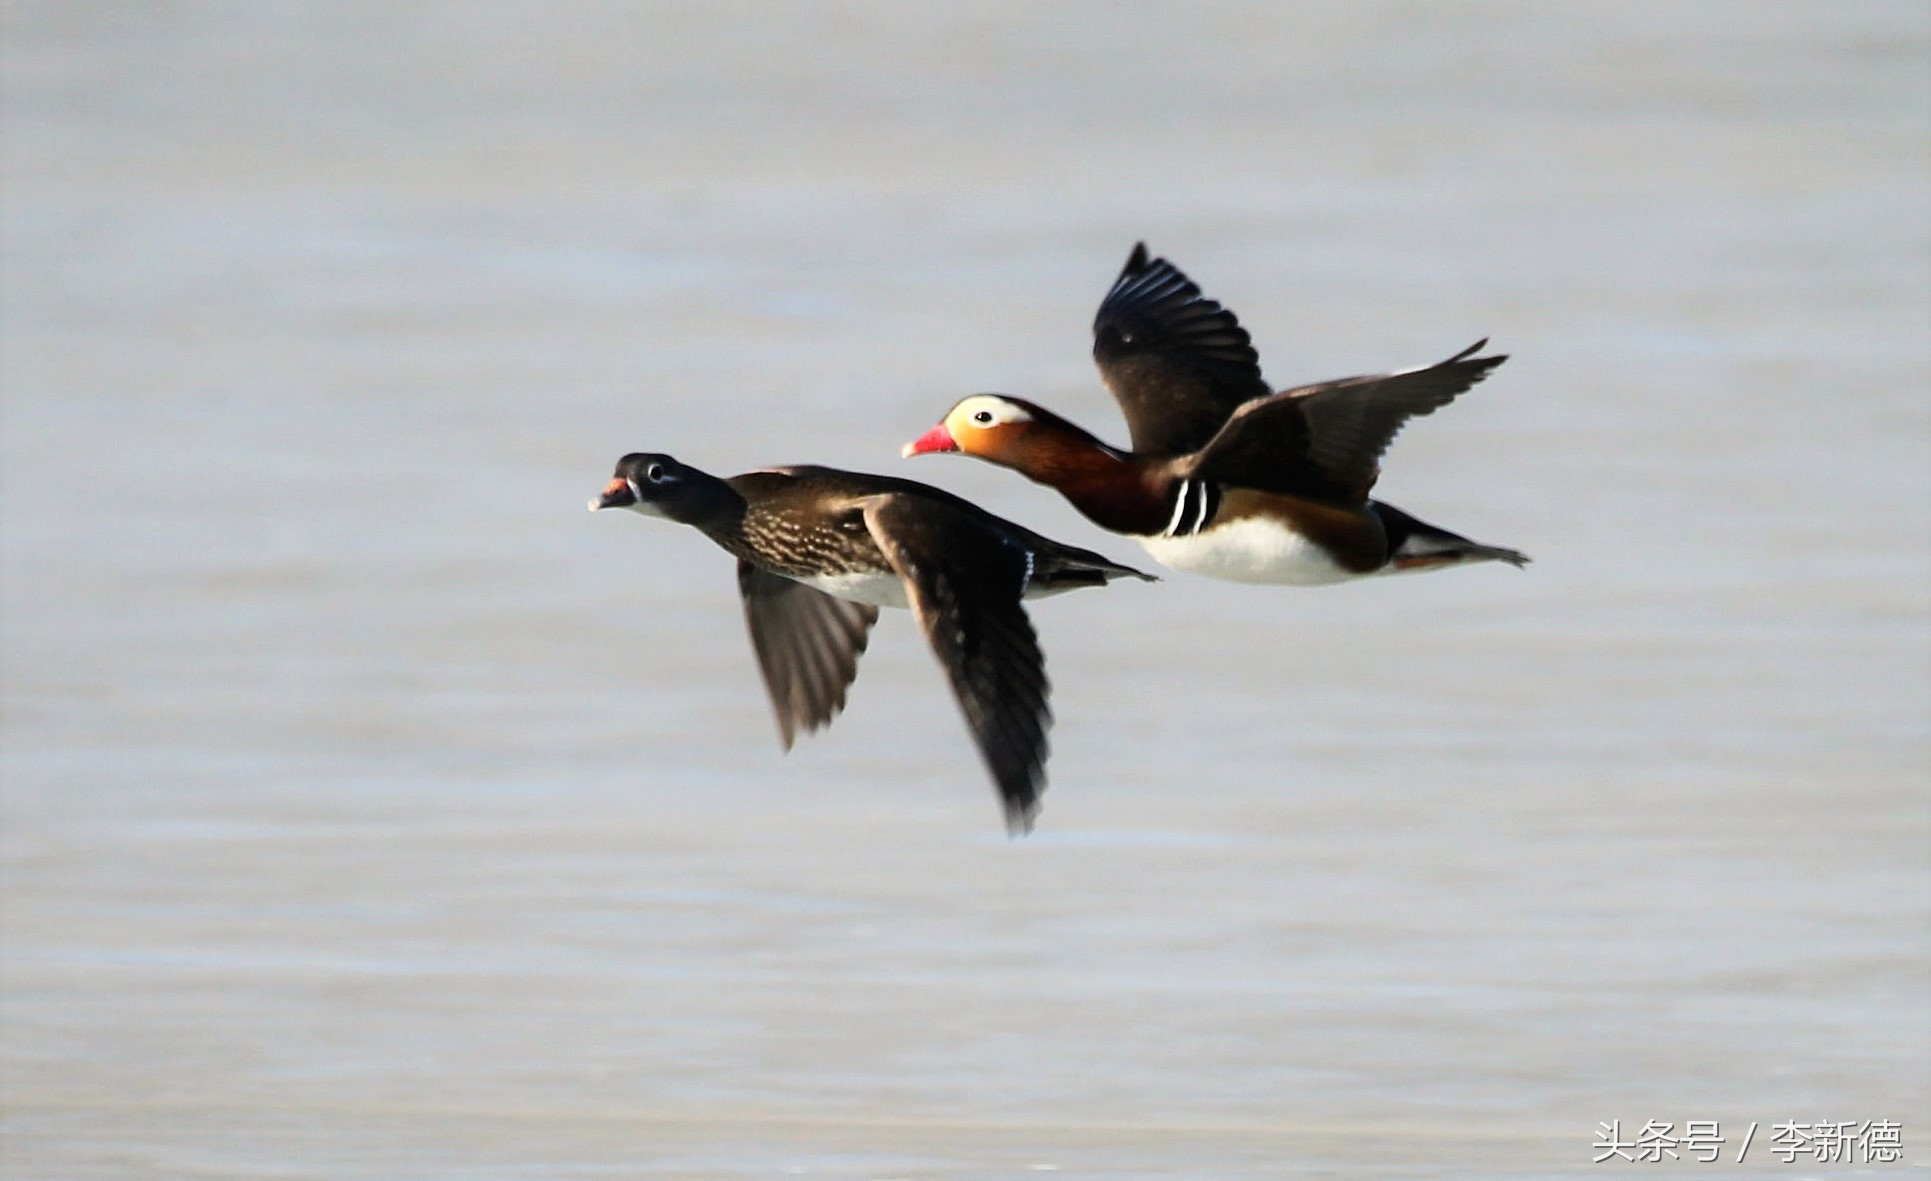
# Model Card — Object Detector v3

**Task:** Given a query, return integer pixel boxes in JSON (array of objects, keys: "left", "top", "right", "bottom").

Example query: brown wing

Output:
[
  {"left": 861, "top": 496, "right": 1050, "bottom": 834},
  {"left": 737, "top": 562, "right": 879, "bottom": 750},
  {"left": 1092, "top": 242, "right": 1271, "bottom": 457},
  {"left": 1187, "top": 341, "right": 1507, "bottom": 501}
]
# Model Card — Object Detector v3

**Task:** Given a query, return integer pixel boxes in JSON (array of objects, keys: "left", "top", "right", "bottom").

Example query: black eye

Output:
[
  {"left": 645, "top": 463, "right": 667, "bottom": 482},
  {"left": 972, "top": 410, "right": 994, "bottom": 425}
]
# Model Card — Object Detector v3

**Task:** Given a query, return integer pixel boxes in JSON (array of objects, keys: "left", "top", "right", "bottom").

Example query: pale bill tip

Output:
[
  {"left": 587, "top": 498, "right": 603, "bottom": 512},
  {"left": 899, "top": 441, "right": 918, "bottom": 459}
]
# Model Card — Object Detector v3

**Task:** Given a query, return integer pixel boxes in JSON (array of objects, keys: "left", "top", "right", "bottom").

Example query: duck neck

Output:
[
  {"left": 1007, "top": 425, "right": 1171, "bottom": 535},
  {"left": 674, "top": 473, "right": 751, "bottom": 542}
]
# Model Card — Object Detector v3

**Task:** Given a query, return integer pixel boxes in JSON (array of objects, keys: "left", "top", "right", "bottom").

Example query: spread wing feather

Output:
[
  {"left": 1091, "top": 243, "right": 1271, "bottom": 456},
  {"left": 862, "top": 496, "right": 1050, "bottom": 833},
  {"left": 737, "top": 562, "right": 879, "bottom": 749},
  {"left": 1188, "top": 341, "right": 1507, "bottom": 501}
]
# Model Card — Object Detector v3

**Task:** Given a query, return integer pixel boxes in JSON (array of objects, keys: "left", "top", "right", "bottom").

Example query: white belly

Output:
[
  {"left": 790, "top": 569, "right": 911, "bottom": 609},
  {"left": 1136, "top": 517, "right": 1359, "bottom": 586}
]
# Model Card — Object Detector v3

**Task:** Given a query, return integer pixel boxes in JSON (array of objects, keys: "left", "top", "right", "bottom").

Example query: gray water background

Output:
[{"left": 3, "top": 3, "right": 1927, "bottom": 1177}]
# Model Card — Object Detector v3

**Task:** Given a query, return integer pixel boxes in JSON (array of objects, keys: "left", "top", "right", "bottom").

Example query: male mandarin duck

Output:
[
  {"left": 904, "top": 243, "right": 1527, "bottom": 585},
  {"left": 591, "top": 453, "right": 1153, "bottom": 832}
]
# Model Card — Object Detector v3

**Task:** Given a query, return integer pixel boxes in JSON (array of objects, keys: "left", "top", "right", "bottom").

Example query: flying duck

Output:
[
  {"left": 903, "top": 243, "right": 1528, "bottom": 585},
  {"left": 591, "top": 453, "right": 1153, "bottom": 832}
]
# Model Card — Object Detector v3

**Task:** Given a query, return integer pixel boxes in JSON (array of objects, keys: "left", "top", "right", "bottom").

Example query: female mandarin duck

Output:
[
  {"left": 591, "top": 453, "right": 1152, "bottom": 832},
  {"left": 904, "top": 244, "right": 1528, "bottom": 585}
]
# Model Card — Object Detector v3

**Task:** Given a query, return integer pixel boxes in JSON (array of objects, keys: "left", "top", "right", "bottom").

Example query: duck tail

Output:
[
  {"left": 1029, "top": 545, "right": 1159, "bottom": 595},
  {"left": 1373, "top": 502, "right": 1529, "bottom": 572},
  {"left": 1085, "top": 553, "right": 1160, "bottom": 585}
]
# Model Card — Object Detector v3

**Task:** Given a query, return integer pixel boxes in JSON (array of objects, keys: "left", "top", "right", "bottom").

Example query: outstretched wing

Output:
[
  {"left": 737, "top": 562, "right": 879, "bottom": 750},
  {"left": 1092, "top": 242, "right": 1271, "bottom": 456},
  {"left": 861, "top": 496, "right": 1050, "bottom": 833},
  {"left": 1188, "top": 341, "right": 1507, "bottom": 501}
]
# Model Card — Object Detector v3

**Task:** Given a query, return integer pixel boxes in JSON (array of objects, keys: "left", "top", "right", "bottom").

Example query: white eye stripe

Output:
[{"left": 959, "top": 397, "right": 1030, "bottom": 426}]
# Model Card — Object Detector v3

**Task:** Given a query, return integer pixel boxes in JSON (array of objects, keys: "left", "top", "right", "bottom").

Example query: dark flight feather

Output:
[
  {"left": 738, "top": 562, "right": 879, "bottom": 749},
  {"left": 863, "top": 495, "right": 1050, "bottom": 833},
  {"left": 1091, "top": 243, "right": 1271, "bottom": 456}
]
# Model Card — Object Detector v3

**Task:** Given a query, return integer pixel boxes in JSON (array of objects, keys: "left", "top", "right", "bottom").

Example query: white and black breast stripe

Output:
[{"left": 1161, "top": 478, "right": 1220, "bottom": 538}]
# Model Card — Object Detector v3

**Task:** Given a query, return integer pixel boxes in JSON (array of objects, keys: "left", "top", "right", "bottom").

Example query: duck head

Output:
[
  {"left": 902, "top": 395, "right": 1064, "bottom": 468},
  {"left": 590, "top": 453, "right": 740, "bottom": 525}
]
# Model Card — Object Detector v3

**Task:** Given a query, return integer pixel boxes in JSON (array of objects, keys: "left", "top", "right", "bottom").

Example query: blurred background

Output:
[{"left": 4, "top": 2, "right": 1925, "bottom": 1176}]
